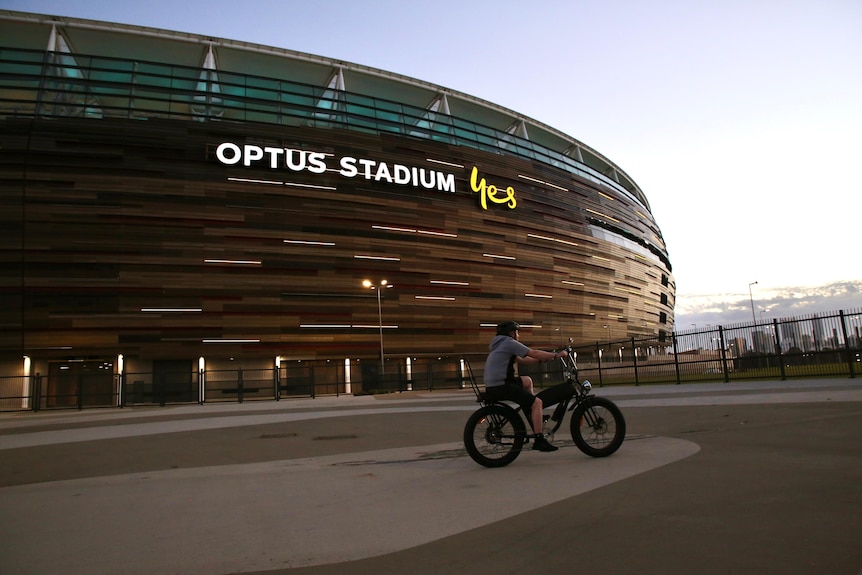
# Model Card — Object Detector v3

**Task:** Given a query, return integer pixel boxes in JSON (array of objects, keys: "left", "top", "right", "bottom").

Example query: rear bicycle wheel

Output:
[
  {"left": 570, "top": 396, "right": 625, "bottom": 457},
  {"left": 463, "top": 404, "right": 526, "bottom": 467}
]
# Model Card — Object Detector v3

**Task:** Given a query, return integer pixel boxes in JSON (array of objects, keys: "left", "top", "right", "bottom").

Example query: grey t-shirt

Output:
[{"left": 483, "top": 334, "right": 530, "bottom": 388}]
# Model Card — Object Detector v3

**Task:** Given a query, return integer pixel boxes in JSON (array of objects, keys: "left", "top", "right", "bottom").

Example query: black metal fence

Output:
[
  {"left": 2, "top": 308, "right": 859, "bottom": 412},
  {"left": 559, "top": 308, "right": 861, "bottom": 387},
  {"left": 0, "top": 357, "right": 475, "bottom": 412}
]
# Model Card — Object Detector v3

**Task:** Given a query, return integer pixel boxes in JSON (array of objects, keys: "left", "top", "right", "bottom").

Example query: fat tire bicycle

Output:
[{"left": 463, "top": 343, "right": 626, "bottom": 467}]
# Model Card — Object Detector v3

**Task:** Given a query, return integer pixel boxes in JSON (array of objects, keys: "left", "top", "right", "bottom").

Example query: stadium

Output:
[{"left": 0, "top": 10, "right": 674, "bottom": 405}]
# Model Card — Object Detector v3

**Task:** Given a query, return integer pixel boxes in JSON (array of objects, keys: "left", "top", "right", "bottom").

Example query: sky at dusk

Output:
[{"left": 4, "top": 0, "right": 861, "bottom": 330}]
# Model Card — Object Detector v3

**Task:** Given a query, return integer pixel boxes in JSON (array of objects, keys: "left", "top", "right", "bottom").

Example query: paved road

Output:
[{"left": 0, "top": 379, "right": 860, "bottom": 575}]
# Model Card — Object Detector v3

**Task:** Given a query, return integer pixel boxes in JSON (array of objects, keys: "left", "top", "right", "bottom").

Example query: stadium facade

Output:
[{"left": 0, "top": 11, "right": 674, "bottom": 403}]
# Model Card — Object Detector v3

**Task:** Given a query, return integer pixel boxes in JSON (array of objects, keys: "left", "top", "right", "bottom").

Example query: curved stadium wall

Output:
[{"left": 0, "top": 11, "right": 675, "bottom": 398}]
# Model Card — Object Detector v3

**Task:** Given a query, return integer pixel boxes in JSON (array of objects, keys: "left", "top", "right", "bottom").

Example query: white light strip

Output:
[
  {"left": 228, "top": 177, "right": 283, "bottom": 186},
  {"left": 141, "top": 308, "right": 202, "bottom": 312},
  {"left": 517, "top": 174, "right": 568, "bottom": 192},
  {"left": 483, "top": 253, "right": 516, "bottom": 260},
  {"left": 354, "top": 255, "right": 401, "bottom": 262},
  {"left": 480, "top": 323, "right": 541, "bottom": 328},
  {"left": 373, "top": 225, "right": 417, "bottom": 233},
  {"left": 527, "top": 233, "right": 578, "bottom": 247},
  {"left": 202, "top": 339, "right": 260, "bottom": 343},
  {"left": 426, "top": 158, "right": 464, "bottom": 168},
  {"left": 284, "top": 182, "right": 337, "bottom": 190},
  {"left": 591, "top": 255, "right": 611, "bottom": 262},
  {"left": 525, "top": 293, "right": 553, "bottom": 299},
  {"left": 417, "top": 229, "right": 457, "bottom": 238},
  {"left": 562, "top": 280, "right": 585, "bottom": 286},
  {"left": 204, "top": 259, "right": 262, "bottom": 265},
  {"left": 528, "top": 233, "right": 555, "bottom": 242},
  {"left": 430, "top": 280, "right": 470, "bottom": 286},
  {"left": 615, "top": 287, "right": 642, "bottom": 295},
  {"left": 373, "top": 225, "right": 457, "bottom": 238},
  {"left": 300, "top": 324, "right": 399, "bottom": 329},
  {"left": 598, "top": 191, "right": 615, "bottom": 201},
  {"left": 415, "top": 296, "right": 455, "bottom": 301},
  {"left": 284, "top": 239, "right": 336, "bottom": 246},
  {"left": 586, "top": 208, "right": 620, "bottom": 223}
]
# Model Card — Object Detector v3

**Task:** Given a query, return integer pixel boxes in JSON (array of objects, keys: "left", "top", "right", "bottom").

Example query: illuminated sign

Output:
[
  {"left": 214, "top": 142, "right": 518, "bottom": 210},
  {"left": 215, "top": 143, "right": 454, "bottom": 193},
  {"left": 470, "top": 167, "right": 517, "bottom": 210}
]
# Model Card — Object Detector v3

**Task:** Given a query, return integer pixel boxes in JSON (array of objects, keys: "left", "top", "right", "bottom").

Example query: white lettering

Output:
[
  {"left": 264, "top": 146, "right": 283, "bottom": 169},
  {"left": 243, "top": 145, "right": 264, "bottom": 166},
  {"left": 285, "top": 149, "right": 307, "bottom": 171},
  {"left": 374, "top": 162, "right": 392, "bottom": 183},
  {"left": 216, "top": 142, "right": 460, "bottom": 196},
  {"left": 358, "top": 159, "right": 375, "bottom": 179},
  {"left": 394, "top": 164, "right": 411, "bottom": 185},
  {"left": 340, "top": 156, "right": 358, "bottom": 177},
  {"left": 216, "top": 142, "right": 242, "bottom": 165},
  {"left": 437, "top": 172, "right": 455, "bottom": 193},
  {"left": 418, "top": 168, "right": 435, "bottom": 189},
  {"left": 307, "top": 152, "right": 327, "bottom": 174}
]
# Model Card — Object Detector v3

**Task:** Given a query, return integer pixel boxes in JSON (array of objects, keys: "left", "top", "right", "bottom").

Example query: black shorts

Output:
[{"left": 484, "top": 377, "right": 535, "bottom": 413}]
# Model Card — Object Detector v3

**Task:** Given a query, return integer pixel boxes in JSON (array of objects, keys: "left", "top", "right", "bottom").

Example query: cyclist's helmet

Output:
[{"left": 496, "top": 320, "right": 520, "bottom": 336}]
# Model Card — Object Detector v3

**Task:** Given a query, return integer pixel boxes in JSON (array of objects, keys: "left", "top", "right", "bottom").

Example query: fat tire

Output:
[
  {"left": 570, "top": 396, "right": 625, "bottom": 457},
  {"left": 463, "top": 403, "right": 526, "bottom": 467}
]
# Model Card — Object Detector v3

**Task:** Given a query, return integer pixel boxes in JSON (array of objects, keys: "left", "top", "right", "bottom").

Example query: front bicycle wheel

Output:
[
  {"left": 463, "top": 404, "right": 526, "bottom": 467},
  {"left": 570, "top": 396, "right": 625, "bottom": 457}
]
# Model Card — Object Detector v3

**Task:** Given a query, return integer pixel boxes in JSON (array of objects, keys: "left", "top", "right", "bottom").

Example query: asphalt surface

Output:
[{"left": 0, "top": 379, "right": 860, "bottom": 575}]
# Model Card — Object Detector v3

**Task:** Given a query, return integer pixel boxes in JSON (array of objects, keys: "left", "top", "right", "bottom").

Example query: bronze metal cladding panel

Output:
[{"left": 0, "top": 116, "right": 674, "bottom": 362}]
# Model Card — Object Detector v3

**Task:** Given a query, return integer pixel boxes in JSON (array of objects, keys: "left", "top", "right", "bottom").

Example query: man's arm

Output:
[{"left": 517, "top": 348, "right": 564, "bottom": 364}]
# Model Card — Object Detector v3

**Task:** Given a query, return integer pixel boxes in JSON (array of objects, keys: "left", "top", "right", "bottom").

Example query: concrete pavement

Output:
[{"left": 1, "top": 379, "right": 860, "bottom": 575}]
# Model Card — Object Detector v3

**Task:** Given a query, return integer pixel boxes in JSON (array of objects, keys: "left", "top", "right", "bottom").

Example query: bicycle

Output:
[{"left": 463, "top": 342, "right": 626, "bottom": 467}]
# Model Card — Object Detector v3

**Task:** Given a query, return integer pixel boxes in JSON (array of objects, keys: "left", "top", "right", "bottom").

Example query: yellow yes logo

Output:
[{"left": 470, "top": 166, "right": 516, "bottom": 210}]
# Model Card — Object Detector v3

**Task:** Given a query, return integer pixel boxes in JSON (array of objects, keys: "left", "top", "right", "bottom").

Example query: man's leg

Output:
[
  {"left": 530, "top": 396, "right": 544, "bottom": 434},
  {"left": 519, "top": 376, "right": 542, "bottom": 433}
]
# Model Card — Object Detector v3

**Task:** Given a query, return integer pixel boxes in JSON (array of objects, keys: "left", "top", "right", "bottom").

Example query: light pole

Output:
[
  {"left": 363, "top": 279, "right": 391, "bottom": 384},
  {"left": 748, "top": 281, "right": 758, "bottom": 325}
]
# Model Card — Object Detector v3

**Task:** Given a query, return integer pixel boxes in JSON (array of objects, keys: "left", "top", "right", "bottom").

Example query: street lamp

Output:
[
  {"left": 748, "top": 281, "right": 758, "bottom": 325},
  {"left": 363, "top": 279, "right": 391, "bottom": 384}
]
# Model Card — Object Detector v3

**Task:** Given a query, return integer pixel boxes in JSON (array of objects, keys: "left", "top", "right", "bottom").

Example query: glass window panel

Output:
[{"left": 344, "top": 101, "right": 375, "bottom": 118}]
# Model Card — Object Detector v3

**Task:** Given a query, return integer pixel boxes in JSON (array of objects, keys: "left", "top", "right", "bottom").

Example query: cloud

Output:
[{"left": 674, "top": 279, "right": 862, "bottom": 329}]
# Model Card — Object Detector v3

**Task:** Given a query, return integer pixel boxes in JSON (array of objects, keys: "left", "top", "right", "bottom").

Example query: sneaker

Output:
[{"left": 532, "top": 435, "right": 558, "bottom": 452}]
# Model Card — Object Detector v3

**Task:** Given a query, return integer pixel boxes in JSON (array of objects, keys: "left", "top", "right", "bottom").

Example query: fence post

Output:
[
  {"left": 719, "top": 326, "right": 729, "bottom": 382},
  {"left": 595, "top": 342, "right": 603, "bottom": 387},
  {"left": 773, "top": 319, "right": 786, "bottom": 380},
  {"left": 631, "top": 337, "right": 639, "bottom": 386},
  {"left": 158, "top": 374, "right": 167, "bottom": 406},
  {"left": 32, "top": 373, "right": 41, "bottom": 412},
  {"left": 199, "top": 366, "right": 206, "bottom": 405},
  {"left": 118, "top": 372, "right": 125, "bottom": 407},
  {"left": 839, "top": 310, "right": 855, "bottom": 378},
  {"left": 237, "top": 368, "right": 244, "bottom": 403},
  {"left": 672, "top": 332, "right": 681, "bottom": 384}
]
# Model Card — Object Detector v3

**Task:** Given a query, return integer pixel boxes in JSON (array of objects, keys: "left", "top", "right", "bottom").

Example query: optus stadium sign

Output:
[{"left": 215, "top": 142, "right": 517, "bottom": 211}]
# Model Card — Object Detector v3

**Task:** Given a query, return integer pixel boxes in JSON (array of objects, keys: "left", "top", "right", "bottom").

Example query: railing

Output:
[
  {"left": 552, "top": 308, "right": 861, "bottom": 387},
  {"left": 0, "top": 46, "right": 649, "bottom": 210},
  {"left": 2, "top": 308, "right": 859, "bottom": 412}
]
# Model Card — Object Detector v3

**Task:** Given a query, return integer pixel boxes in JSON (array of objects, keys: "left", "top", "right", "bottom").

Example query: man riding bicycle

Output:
[{"left": 483, "top": 320, "right": 568, "bottom": 452}]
